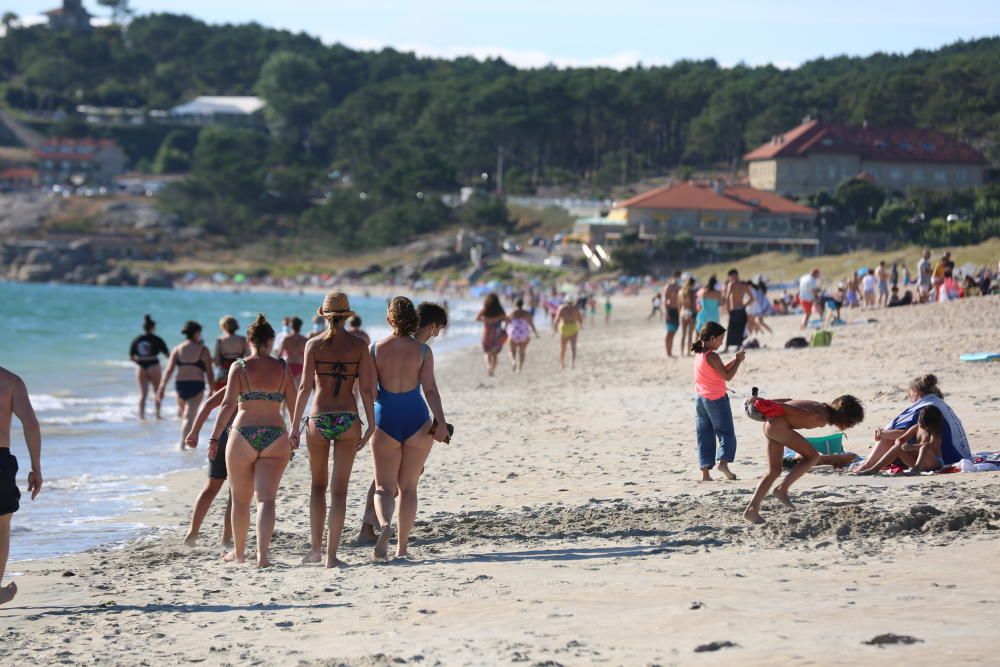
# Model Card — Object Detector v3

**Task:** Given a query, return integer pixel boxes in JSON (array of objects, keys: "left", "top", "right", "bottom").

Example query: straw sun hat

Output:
[{"left": 316, "top": 291, "right": 356, "bottom": 319}]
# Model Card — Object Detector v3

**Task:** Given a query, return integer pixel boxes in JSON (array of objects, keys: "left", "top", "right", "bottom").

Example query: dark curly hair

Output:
[
  {"left": 388, "top": 296, "right": 419, "bottom": 337},
  {"left": 918, "top": 405, "right": 945, "bottom": 438},
  {"left": 691, "top": 321, "right": 726, "bottom": 353},
  {"left": 246, "top": 313, "right": 275, "bottom": 348},
  {"left": 827, "top": 394, "right": 865, "bottom": 430},
  {"left": 181, "top": 320, "right": 201, "bottom": 340}
]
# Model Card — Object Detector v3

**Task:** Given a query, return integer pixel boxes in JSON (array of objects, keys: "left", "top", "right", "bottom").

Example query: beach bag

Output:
[
  {"left": 785, "top": 337, "right": 809, "bottom": 349},
  {"left": 810, "top": 331, "right": 833, "bottom": 347}
]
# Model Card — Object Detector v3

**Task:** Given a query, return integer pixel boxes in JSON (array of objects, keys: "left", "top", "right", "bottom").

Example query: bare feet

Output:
[
  {"left": 300, "top": 549, "right": 322, "bottom": 565},
  {"left": 325, "top": 556, "right": 349, "bottom": 569},
  {"left": 743, "top": 507, "right": 765, "bottom": 525},
  {"left": 0, "top": 582, "right": 17, "bottom": 605},
  {"left": 221, "top": 551, "right": 245, "bottom": 564},
  {"left": 222, "top": 539, "right": 234, "bottom": 551},
  {"left": 772, "top": 488, "right": 796, "bottom": 510},
  {"left": 183, "top": 532, "right": 198, "bottom": 547},
  {"left": 358, "top": 521, "right": 378, "bottom": 545},
  {"left": 373, "top": 524, "right": 392, "bottom": 562},
  {"left": 257, "top": 551, "right": 273, "bottom": 569},
  {"left": 699, "top": 470, "right": 713, "bottom": 482},
  {"left": 717, "top": 463, "right": 738, "bottom": 481}
]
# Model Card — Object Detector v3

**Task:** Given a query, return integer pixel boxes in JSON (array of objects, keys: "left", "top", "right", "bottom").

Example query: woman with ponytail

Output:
[
  {"left": 129, "top": 314, "right": 169, "bottom": 419},
  {"left": 289, "top": 292, "right": 376, "bottom": 567},
  {"left": 691, "top": 321, "right": 744, "bottom": 481}
]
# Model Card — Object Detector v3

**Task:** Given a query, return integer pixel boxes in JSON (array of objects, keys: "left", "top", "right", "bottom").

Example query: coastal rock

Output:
[
  {"left": 16, "top": 263, "right": 56, "bottom": 282},
  {"left": 95, "top": 266, "right": 136, "bottom": 287},
  {"left": 420, "top": 251, "right": 463, "bottom": 272},
  {"left": 137, "top": 271, "right": 174, "bottom": 288}
]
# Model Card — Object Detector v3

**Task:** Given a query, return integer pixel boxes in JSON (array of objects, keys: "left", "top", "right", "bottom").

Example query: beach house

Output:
[
  {"left": 169, "top": 96, "right": 267, "bottom": 128},
  {"left": 745, "top": 119, "right": 987, "bottom": 195},
  {"left": 575, "top": 181, "right": 818, "bottom": 253},
  {"left": 34, "top": 138, "right": 128, "bottom": 188}
]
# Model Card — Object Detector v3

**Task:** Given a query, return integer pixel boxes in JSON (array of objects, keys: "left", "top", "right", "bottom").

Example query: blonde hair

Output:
[{"left": 219, "top": 315, "right": 239, "bottom": 334}]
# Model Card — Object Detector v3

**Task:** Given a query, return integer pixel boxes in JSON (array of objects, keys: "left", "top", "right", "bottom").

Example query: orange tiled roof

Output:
[
  {"left": 744, "top": 120, "right": 986, "bottom": 165},
  {"left": 0, "top": 167, "right": 39, "bottom": 180},
  {"left": 615, "top": 181, "right": 815, "bottom": 217}
]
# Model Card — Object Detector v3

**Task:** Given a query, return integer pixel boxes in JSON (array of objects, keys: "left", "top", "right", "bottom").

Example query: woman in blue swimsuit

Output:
[
  {"left": 157, "top": 321, "right": 214, "bottom": 450},
  {"left": 208, "top": 314, "right": 296, "bottom": 568},
  {"left": 369, "top": 297, "right": 450, "bottom": 561},
  {"left": 289, "top": 292, "right": 376, "bottom": 568}
]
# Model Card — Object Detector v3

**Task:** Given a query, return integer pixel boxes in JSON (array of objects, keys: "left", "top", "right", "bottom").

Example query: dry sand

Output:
[{"left": 2, "top": 294, "right": 1000, "bottom": 665}]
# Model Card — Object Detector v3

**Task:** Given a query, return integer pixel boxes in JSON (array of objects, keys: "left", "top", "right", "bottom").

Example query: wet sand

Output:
[{"left": 2, "top": 294, "right": 999, "bottom": 665}]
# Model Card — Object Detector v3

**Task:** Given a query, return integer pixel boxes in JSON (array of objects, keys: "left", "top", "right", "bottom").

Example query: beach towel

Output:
[{"left": 886, "top": 395, "right": 972, "bottom": 465}]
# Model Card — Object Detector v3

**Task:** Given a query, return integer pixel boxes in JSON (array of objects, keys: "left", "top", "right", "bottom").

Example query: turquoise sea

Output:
[{"left": 0, "top": 282, "right": 478, "bottom": 562}]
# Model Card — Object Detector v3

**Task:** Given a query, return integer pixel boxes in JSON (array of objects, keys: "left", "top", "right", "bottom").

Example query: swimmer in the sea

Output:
[{"left": 743, "top": 393, "right": 864, "bottom": 524}]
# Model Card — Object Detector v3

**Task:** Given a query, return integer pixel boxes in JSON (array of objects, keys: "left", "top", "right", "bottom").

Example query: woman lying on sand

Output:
[
  {"left": 208, "top": 314, "right": 296, "bottom": 567},
  {"left": 743, "top": 394, "right": 865, "bottom": 524},
  {"left": 289, "top": 293, "right": 375, "bottom": 568},
  {"left": 369, "top": 297, "right": 450, "bottom": 561},
  {"left": 852, "top": 374, "right": 971, "bottom": 474}
]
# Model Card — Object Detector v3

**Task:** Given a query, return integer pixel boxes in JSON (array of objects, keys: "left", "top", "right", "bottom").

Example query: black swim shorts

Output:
[
  {"left": 0, "top": 449, "right": 21, "bottom": 516},
  {"left": 209, "top": 428, "right": 229, "bottom": 480}
]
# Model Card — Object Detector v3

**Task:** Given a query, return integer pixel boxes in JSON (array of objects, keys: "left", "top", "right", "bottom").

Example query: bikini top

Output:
[
  {"left": 236, "top": 358, "right": 286, "bottom": 403},
  {"left": 176, "top": 346, "right": 207, "bottom": 371},
  {"left": 314, "top": 358, "right": 360, "bottom": 397},
  {"left": 370, "top": 341, "right": 429, "bottom": 395}
]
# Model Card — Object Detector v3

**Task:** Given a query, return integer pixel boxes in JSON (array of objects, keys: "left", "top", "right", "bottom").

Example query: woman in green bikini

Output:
[
  {"left": 208, "top": 314, "right": 296, "bottom": 568},
  {"left": 289, "top": 292, "right": 376, "bottom": 568}
]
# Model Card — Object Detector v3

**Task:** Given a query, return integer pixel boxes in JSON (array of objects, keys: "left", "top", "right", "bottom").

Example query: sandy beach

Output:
[{"left": 2, "top": 293, "right": 999, "bottom": 665}]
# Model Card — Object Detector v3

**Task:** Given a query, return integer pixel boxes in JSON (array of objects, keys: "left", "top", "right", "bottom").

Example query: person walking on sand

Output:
[
  {"left": 182, "top": 387, "right": 233, "bottom": 551},
  {"left": 278, "top": 317, "right": 308, "bottom": 386},
  {"left": 695, "top": 276, "right": 722, "bottom": 332},
  {"left": 917, "top": 250, "right": 933, "bottom": 303},
  {"left": 722, "top": 269, "right": 754, "bottom": 353},
  {"left": 604, "top": 295, "right": 612, "bottom": 325},
  {"left": 348, "top": 316, "right": 371, "bottom": 345},
  {"left": 648, "top": 292, "right": 663, "bottom": 321},
  {"left": 477, "top": 293, "right": 508, "bottom": 377},
  {"left": 554, "top": 295, "right": 583, "bottom": 370},
  {"left": 861, "top": 269, "right": 878, "bottom": 309},
  {"left": 679, "top": 277, "right": 697, "bottom": 356},
  {"left": 0, "top": 367, "right": 42, "bottom": 606},
  {"left": 662, "top": 272, "right": 682, "bottom": 357},
  {"left": 158, "top": 321, "right": 215, "bottom": 450},
  {"left": 129, "top": 314, "right": 169, "bottom": 420},
  {"left": 691, "top": 323, "right": 742, "bottom": 482},
  {"left": 742, "top": 393, "right": 864, "bottom": 524},
  {"left": 208, "top": 314, "right": 296, "bottom": 568},
  {"left": 289, "top": 293, "right": 376, "bottom": 568},
  {"left": 798, "top": 269, "right": 820, "bottom": 329},
  {"left": 507, "top": 298, "right": 540, "bottom": 373},
  {"left": 369, "top": 297, "right": 450, "bottom": 561},
  {"left": 359, "top": 302, "right": 448, "bottom": 544},
  {"left": 214, "top": 316, "right": 250, "bottom": 391},
  {"left": 875, "top": 261, "right": 889, "bottom": 307}
]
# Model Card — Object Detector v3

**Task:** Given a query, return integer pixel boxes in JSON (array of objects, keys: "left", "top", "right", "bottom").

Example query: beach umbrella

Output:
[{"left": 234, "top": 273, "right": 247, "bottom": 283}]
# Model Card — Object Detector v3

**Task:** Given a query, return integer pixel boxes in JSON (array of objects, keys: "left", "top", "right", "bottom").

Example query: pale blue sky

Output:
[{"left": 7, "top": 0, "right": 1000, "bottom": 69}]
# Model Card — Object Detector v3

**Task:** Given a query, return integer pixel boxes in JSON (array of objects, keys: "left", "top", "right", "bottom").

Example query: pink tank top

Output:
[{"left": 694, "top": 352, "right": 728, "bottom": 400}]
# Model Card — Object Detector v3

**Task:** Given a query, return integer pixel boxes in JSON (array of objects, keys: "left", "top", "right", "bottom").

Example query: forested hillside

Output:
[{"left": 1, "top": 13, "right": 998, "bottom": 249}]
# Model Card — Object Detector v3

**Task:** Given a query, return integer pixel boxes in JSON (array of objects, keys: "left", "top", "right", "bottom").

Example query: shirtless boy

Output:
[
  {"left": 723, "top": 269, "right": 755, "bottom": 353},
  {"left": 662, "top": 271, "right": 682, "bottom": 357},
  {"left": 743, "top": 393, "right": 864, "bottom": 524},
  {"left": 0, "top": 367, "right": 42, "bottom": 605}
]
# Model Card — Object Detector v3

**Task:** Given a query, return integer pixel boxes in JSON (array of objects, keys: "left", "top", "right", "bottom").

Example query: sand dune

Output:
[{"left": 2, "top": 294, "right": 999, "bottom": 665}]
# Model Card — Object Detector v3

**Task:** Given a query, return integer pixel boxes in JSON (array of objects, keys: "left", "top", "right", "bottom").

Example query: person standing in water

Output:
[
  {"left": 507, "top": 298, "right": 540, "bottom": 373},
  {"left": 722, "top": 269, "right": 754, "bottom": 353},
  {"left": 369, "top": 297, "right": 450, "bottom": 561},
  {"left": 554, "top": 296, "right": 584, "bottom": 370},
  {"left": 208, "top": 314, "right": 296, "bottom": 567},
  {"left": 158, "top": 322, "right": 214, "bottom": 450},
  {"left": 662, "top": 272, "right": 682, "bottom": 358},
  {"left": 182, "top": 387, "right": 233, "bottom": 551},
  {"left": 290, "top": 293, "right": 376, "bottom": 568},
  {"left": 690, "top": 323, "right": 741, "bottom": 482},
  {"left": 0, "top": 367, "right": 42, "bottom": 606},
  {"left": 129, "top": 314, "right": 169, "bottom": 420},
  {"left": 214, "top": 316, "right": 250, "bottom": 392},
  {"left": 359, "top": 302, "right": 448, "bottom": 544},
  {"left": 477, "top": 293, "right": 508, "bottom": 377},
  {"left": 278, "top": 317, "right": 308, "bottom": 387}
]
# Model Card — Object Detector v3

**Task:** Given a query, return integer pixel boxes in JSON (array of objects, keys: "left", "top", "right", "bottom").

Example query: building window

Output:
[
  {"left": 913, "top": 168, "right": 924, "bottom": 182},
  {"left": 891, "top": 168, "right": 902, "bottom": 181},
  {"left": 827, "top": 163, "right": 836, "bottom": 179},
  {"left": 955, "top": 169, "right": 967, "bottom": 184},
  {"left": 934, "top": 170, "right": 947, "bottom": 183}
]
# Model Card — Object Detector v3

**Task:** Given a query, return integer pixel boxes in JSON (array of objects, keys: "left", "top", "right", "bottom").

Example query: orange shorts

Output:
[{"left": 802, "top": 300, "right": 813, "bottom": 316}]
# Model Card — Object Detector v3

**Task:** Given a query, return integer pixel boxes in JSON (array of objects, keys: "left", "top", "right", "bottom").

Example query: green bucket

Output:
[{"left": 784, "top": 433, "right": 845, "bottom": 458}]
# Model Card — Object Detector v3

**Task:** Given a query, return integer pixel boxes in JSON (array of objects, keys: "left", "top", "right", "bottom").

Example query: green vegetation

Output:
[{"left": 1, "top": 15, "right": 999, "bottom": 251}]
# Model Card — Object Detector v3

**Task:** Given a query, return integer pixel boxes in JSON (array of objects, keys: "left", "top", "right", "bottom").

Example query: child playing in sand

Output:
[
  {"left": 743, "top": 393, "right": 865, "bottom": 524},
  {"left": 855, "top": 406, "right": 944, "bottom": 476},
  {"left": 691, "top": 322, "right": 744, "bottom": 482}
]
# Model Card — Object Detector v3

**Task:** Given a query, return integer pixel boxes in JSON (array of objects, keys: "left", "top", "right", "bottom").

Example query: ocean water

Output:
[{"left": 0, "top": 282, "right": 479, "bottom": 562}]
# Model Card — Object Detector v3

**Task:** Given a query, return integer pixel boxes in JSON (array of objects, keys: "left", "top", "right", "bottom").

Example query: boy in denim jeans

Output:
[{"left": 691, "top": 322, "right": 744, "bottom": 481}]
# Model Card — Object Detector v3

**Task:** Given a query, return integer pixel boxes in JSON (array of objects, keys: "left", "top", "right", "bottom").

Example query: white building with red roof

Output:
[
  {"left": 34, "top": 137, "right": 128, "bottom": 187},
  {"left": 745, "top": 119, "right": 987, "bottom": 195},
  {"left": 575, "top": 181, "right": 818, "bottom": 253}
]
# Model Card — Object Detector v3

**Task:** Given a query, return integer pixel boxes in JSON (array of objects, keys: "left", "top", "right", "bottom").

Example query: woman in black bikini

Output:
[
  {"left": 214, "top": 315, "right": 249, "bottom": 392},
  {"left": 129, "top": 314, "right": 169, "bottom": 420},
  {"left": 289, "top": 292, "right": 376, "bottom": 567},
  {"left": 157, "top": 321, "right": 214, "bottom": 450},
  {"left": 208, "top": 314, "right": 296, "bottom": 568}
]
